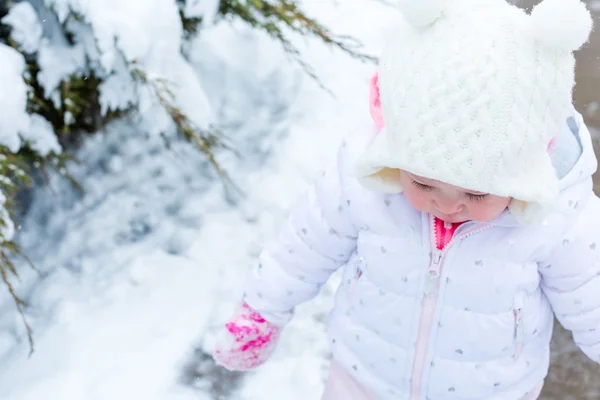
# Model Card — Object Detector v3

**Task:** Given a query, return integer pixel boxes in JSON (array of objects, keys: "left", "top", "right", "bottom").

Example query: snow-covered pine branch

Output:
[{"left": 0, "top": 0, "right": 373, "bottom": 353}]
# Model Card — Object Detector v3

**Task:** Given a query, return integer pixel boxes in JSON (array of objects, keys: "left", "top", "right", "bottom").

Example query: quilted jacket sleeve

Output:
[
  {"left": 242, "top": 139, "right": 358, "bottom": 326},
  {"left": 539, "top": 195, "right": 600, "bottom": 362}
]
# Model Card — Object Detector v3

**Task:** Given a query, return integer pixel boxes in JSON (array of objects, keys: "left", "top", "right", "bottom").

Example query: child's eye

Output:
[
  {"left": 411, "top": 180, "right": 434, "bottom": 191},
  {"left": 466, "top": 193, "right": 489, "bottom": 202}
]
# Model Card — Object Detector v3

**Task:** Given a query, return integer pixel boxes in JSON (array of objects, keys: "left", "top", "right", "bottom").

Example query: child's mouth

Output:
[{"left": 435, "top": 212, "right": 465, "bottom": 223}]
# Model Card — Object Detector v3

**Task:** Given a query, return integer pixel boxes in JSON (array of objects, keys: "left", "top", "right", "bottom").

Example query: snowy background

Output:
[
  {"left": 0, "top": 1, "right": 397, "bottom": 399},
  {"left": 1, "top": 0, "right": 600, "bottom": 399}
]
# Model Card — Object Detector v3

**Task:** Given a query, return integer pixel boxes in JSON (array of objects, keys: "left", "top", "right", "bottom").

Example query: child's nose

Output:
[{"left": 433, "top": 196, "right": 464, "bottom": 215}]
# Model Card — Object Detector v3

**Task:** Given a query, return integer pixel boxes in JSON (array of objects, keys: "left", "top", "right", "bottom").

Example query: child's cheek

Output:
[
  {"left": 403, "top": 187, "right": 430, "bottom": 213},
  {"left": 469, "top": 200, "right": 510, "bottom": 222}
]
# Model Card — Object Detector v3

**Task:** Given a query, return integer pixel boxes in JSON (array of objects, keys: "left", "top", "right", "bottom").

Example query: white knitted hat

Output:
[{"left": 355, "top": 0, "right": 593, "bottom": 225}]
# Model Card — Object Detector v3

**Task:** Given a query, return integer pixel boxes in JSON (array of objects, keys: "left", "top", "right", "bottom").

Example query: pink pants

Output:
[{"left": 321, "top": 361, "right": 544, "bottom": 400}]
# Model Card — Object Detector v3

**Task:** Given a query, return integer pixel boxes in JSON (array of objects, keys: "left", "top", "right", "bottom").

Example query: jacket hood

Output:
[{"left": 490, "top": 110, "right": 597, "bottom": 227}]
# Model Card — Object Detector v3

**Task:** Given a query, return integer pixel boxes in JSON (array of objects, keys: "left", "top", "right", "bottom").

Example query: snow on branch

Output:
[{"left": 0, "top": 0, "right": 373, "bottom": 355}]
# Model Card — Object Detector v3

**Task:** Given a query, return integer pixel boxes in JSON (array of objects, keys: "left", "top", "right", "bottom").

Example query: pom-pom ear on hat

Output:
[
  {"left": 369, "top": 71, "right": 385, "bottom": 131},
  {"left": 531, "top": 0, "right": 593, "bottom": 51},
  {"left": 396, "top": 0, "right": 449, "bottom": 29}
]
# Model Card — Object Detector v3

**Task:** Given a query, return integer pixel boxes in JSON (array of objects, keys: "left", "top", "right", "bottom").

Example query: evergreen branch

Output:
[
  {"left": 0, "top": 144, "right": 82, "bottom": 356},
  {"left": 131, "top": 65, "right": 242, "bottom": 196},
  {"left": 0, "top": 250, "right": 34, "bottom": 357},
  {"left": 219, "top": 0, "right": 377, "bottom": 90}
]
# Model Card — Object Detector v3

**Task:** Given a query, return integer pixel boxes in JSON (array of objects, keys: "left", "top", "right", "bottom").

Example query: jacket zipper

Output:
[
  {"left": 513, "top": 292, "right": 525, "bottom": 360},
  {"left": 409, "top": 216, "right": 491, "bottom": 399},
  {"left": 347, "top": 257, "right": 364, "bottom": 304}
]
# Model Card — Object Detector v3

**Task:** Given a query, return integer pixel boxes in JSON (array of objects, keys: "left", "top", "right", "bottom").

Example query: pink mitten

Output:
[{"left": 212, "top": 303, "right": 281, "bottom": 371}]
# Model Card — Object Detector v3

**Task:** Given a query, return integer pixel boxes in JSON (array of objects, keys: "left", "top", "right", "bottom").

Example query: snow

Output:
[
  {"left": 98, "top": 57, "right": 137, "bottom": 114},
  {"left": 1, "top": 250, "right": 220, "bottom": 400},
  {"left": 38, "top": 0, "right": 213, "bottom": 133},
  {"left": 66, "top": 0, "right": 184, "bottom": 72},
  {"left": 1, "top": 2, "right": 43, "bottom": 54},
  {"left": 0, "top": 44, "right": 30, "bottom": 153},
  {"left": 37, "top": 38, "right": 86, "bottom": 99},
  {"left": 0, "top": 48, "right": 57, "bottom": 160},
  {"left": 183, "top": 0, "right": 221, "bottom": 26},
  {"left": 0, "top": 1, "right": 397, "bottom": 399},
  {"left": 24, "top": 114, "right": 62, "bottom": 156}
]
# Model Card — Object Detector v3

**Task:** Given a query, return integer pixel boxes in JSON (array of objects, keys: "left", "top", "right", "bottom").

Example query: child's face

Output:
[{"left": 399, "top": 171, "right": 511, "bottom": 223}]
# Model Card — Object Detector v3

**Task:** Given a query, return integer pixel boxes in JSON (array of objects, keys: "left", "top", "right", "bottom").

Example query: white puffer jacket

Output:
[{"left": 243, "top": 111, "right": 600, "bottom": 400}]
